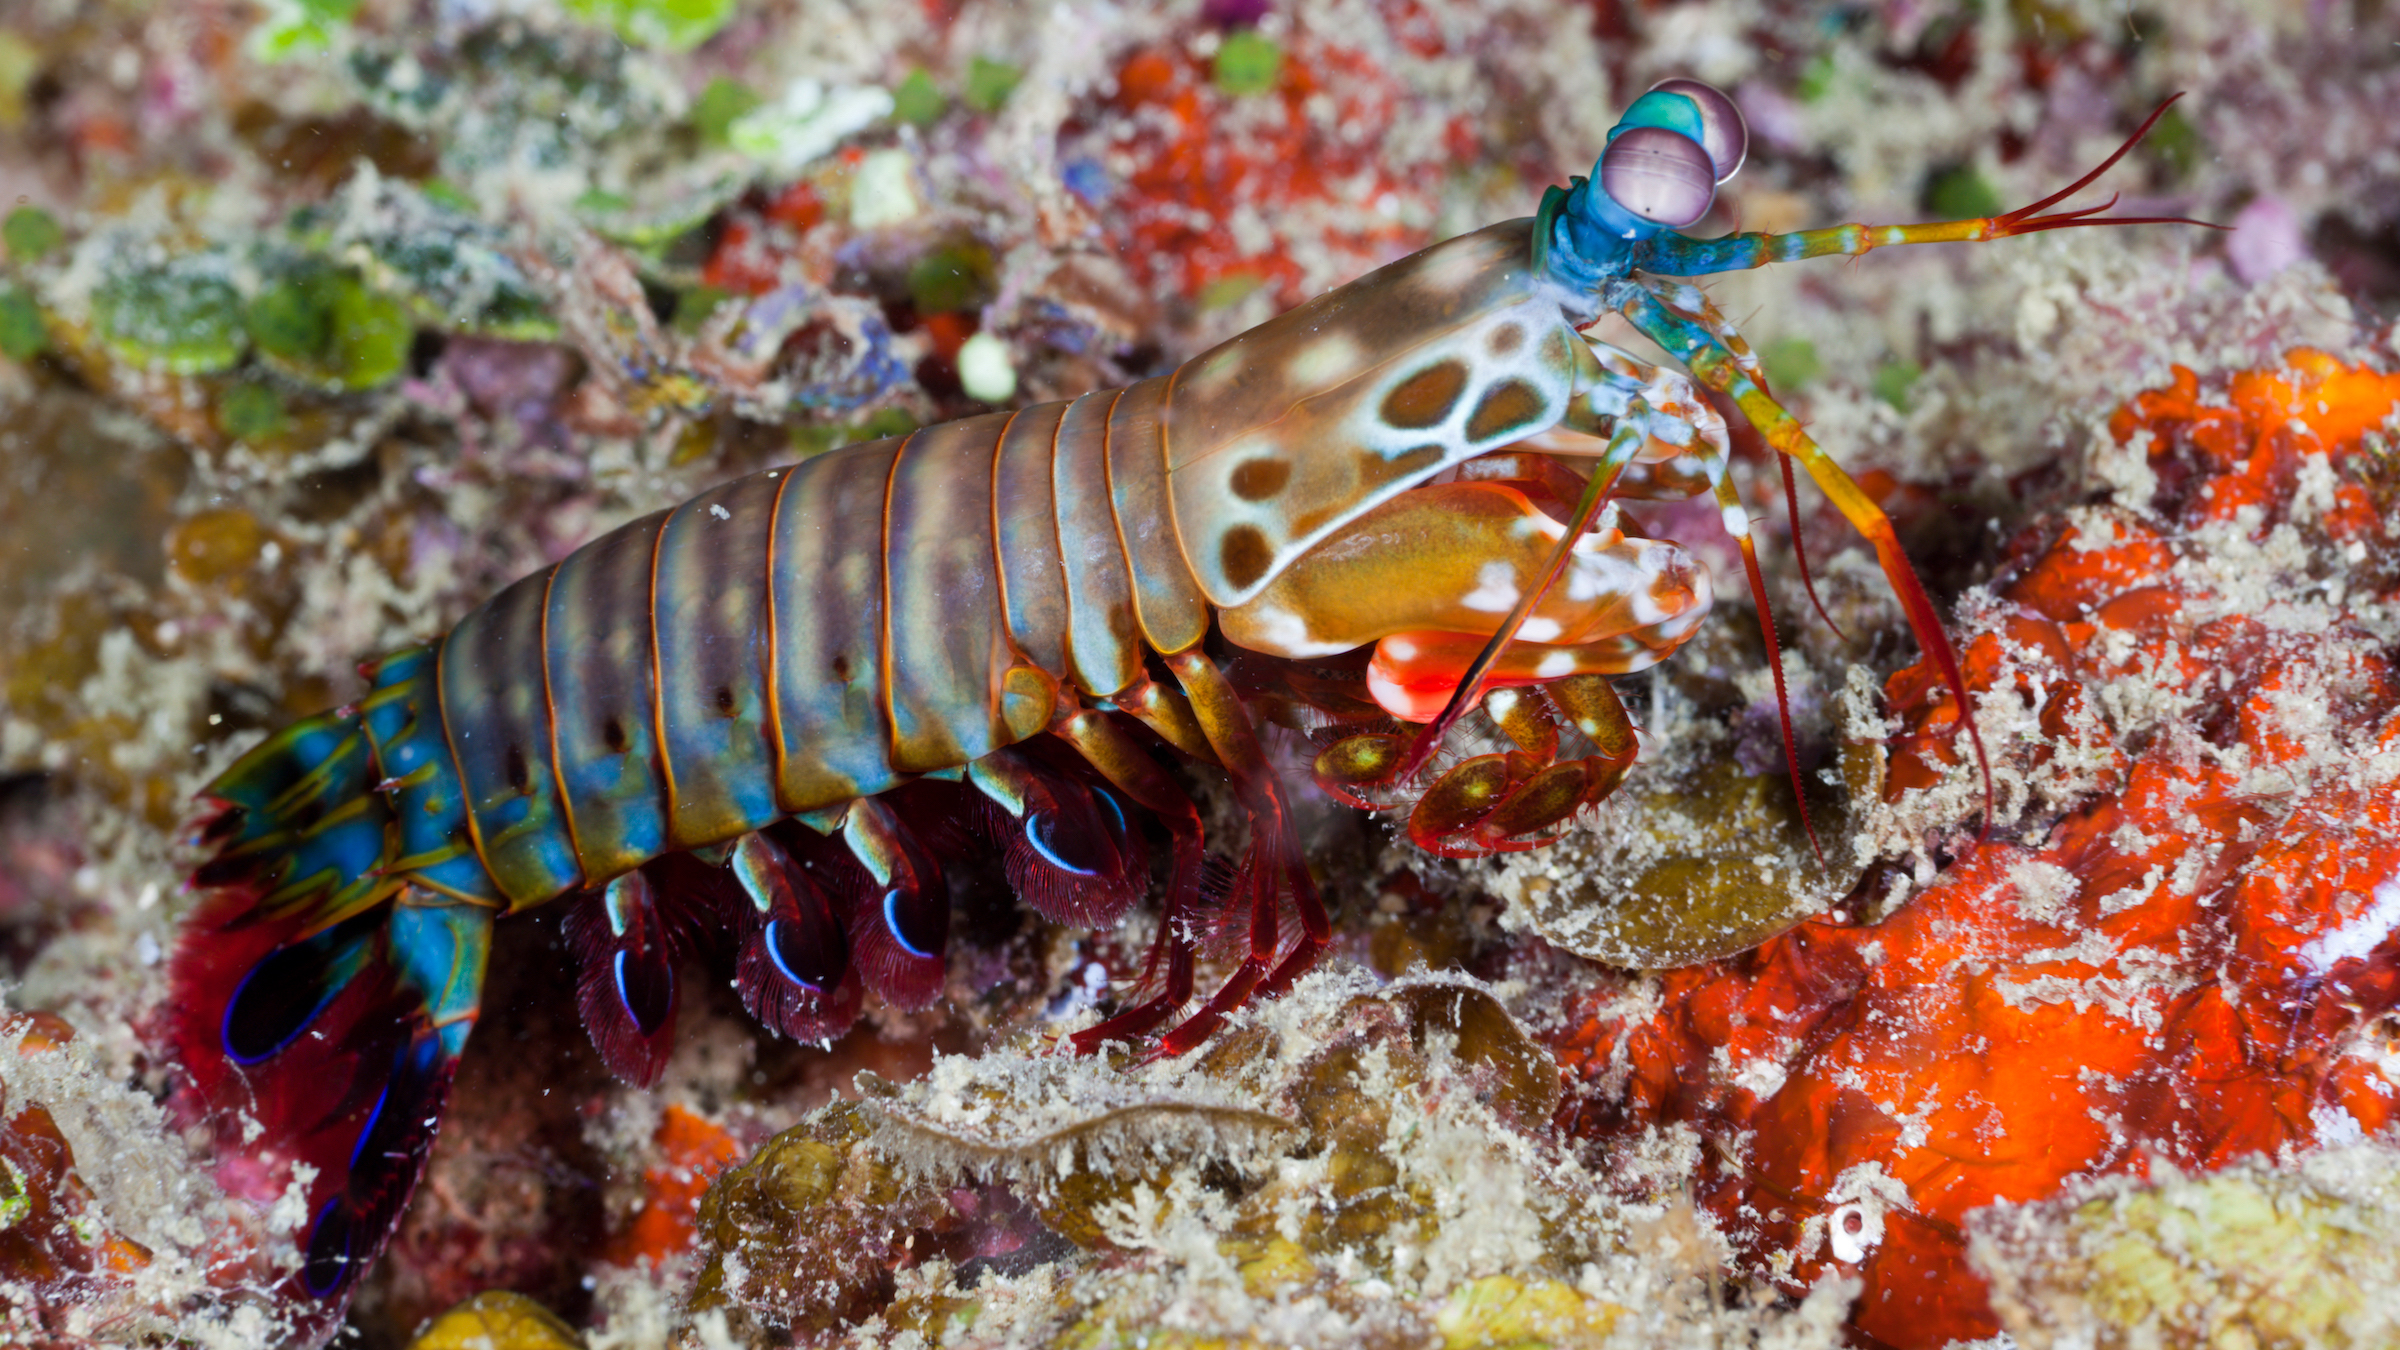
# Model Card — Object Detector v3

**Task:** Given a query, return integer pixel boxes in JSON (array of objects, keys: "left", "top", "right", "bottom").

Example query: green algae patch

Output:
[
  {"left": 892, "top": 68, "right": 945, "bottom": 127},
  {"left": 294, "top": 174, "right": 557, "bottom": 341},
  {"left": 0, "top": 285, "right": 44, "bottom": 361},
  {"left": 92, "top": 262, "right": 245, "bottom": 375},
  {"left": 3, "top": 207, "right": 62, "bottom": 264},
  {"left": 962, "top": 57, "right": 1021, "bottom": 115},
  {"left": 216, "top": 382, "right": 288, "bottom": 442},
  {"left": 562, "top": 0, "right": 738, "bottom": 53},
  {"left": 1213, "top": 31, "right": 1283, "bottom": 97},
  {"left": 692, "top": 77, "right": 762, "bottom": 145},
  {"left": 247, "top": 264, "right": 412, "bottom": 390}
]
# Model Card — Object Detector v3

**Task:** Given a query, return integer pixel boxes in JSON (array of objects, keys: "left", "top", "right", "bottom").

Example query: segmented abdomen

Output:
[{"left": 408, "top": 378, "right": 1206, "bottom": 911}]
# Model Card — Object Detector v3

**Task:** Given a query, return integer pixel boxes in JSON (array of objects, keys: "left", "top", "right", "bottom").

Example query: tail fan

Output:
[{"left": 172, "top": 649, "right": 497, "bottom": 1343}]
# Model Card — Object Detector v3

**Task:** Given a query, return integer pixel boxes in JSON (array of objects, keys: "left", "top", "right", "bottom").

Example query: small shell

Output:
[
  {"left": 1647, "top": 77, "right": 1748, "bottom": 183},
  {"left": 1600, "top": 127, "right": 1717, "bottom": 229}
]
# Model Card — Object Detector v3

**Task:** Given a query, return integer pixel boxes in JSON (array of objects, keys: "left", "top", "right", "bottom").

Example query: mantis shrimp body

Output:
[{"left": 171, "top": 79, "right": 2195, "bottom": 1335}]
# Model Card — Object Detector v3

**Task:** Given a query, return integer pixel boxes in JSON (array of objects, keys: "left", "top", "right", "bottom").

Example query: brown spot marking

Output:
[
  {"left": 1229, "top": 456, "right": 1291, "bottom": 501},
  {"left": 1220, "top": 524, "right": 1274, "bottom": 591},
  {"left": 1487, "top": 322, "right": 1525, "bottom": 357},
  {"left": 714, "top": 684, "right": 738, "bottom": 716},
  {"left": 830, "top": 653, "right": 852, "bottom": 684},
  {"left": 602, "top": 716, "right": 629, "bottom": 753},
  {"left": 505, "top": 745, "right": 532, "bottom": 795},
  {"left": 1290, "top": 507, "right": 1336, "bottom": 538},
  {"left": 1466, "top": 380, "right": 1548, "bottom": 442},
  {"left": 1541, "top": 329, "right": 1573, "bottom": 372},
  {"left": 1356, "top": 443, "right": 1447, "bottom": 490},
  {"left": 1379, "top": 359, "right": 1469, "bottom": 430}
]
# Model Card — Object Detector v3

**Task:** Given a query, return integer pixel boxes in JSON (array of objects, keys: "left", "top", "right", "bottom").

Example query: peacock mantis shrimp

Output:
[{"left": 171, "top": 78, "right": 2200, "bottom": 1335}]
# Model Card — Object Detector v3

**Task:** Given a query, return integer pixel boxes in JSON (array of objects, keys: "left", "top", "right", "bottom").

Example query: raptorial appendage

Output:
[{"left": 169, "top": 70, "right": 2207, "bottom": 1339}]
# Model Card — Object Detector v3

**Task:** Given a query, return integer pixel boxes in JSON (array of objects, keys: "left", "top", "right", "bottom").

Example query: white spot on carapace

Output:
[
  {"left": 1560, "top": 546, "right": 1633, "bottom": 603},
  {"left": 1535, "top": 649, "right": 1578, "bottom": 678},
  {"left": 1222, "top": 601, "right": 1349, "bottom": 658},
  {"left": 708, "top": 503, "right": 732, "bottom": 521},
  {"left": 1518, "top": 617, "right": 1563, "bottom": 642},
  {"left": 1288, "top": 331, "right": 1366, "bottom": 388},
  {"left": 1721, "top": 504, "right": 1751, "bottom": 537},
  {"left": 1385, "top": 636, "right": 1418, "bottom": 660},
  {"left": 1461, "top": 561, "right": 1520, "bottom": 612}
]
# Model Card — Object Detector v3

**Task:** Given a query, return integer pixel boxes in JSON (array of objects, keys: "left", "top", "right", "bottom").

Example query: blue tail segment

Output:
[{"left": 173, "top": 646, "right": 498, "bottom": 1342}]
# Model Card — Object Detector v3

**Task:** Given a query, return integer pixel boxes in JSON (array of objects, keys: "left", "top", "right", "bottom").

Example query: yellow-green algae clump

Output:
[{"left": 1973, "top": 1144, "right": 2400, "bottom": 1349}]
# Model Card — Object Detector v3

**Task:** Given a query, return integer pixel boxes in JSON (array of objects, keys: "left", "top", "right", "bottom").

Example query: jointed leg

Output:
[
  {"left": 1393, "top": 409, "right": 1650, "bottom": 783},
  {"left": 1051, "top": 707, "right": 1208, "bottom": 1054},
  {"left": 1605, "top": 299, "right": 1847, "bottom": 639},
  {"left": 1632, "top": 276, "right": 1765, "bottom": 384},
  {"left": 1153, "top": 649, "right": 1328, "bottom": 1057},
  {"left": 1108, "top": 674, "right": 1216, "bottom": 764},
  {"left": 1709, "top": 466, "right": 1824, "bottom": 863},
  {"left": 1619, "top": 288, "right": 1995, "bottom": 825},
  {"left": 1566, "top": 335, "right": 1827, "bottom": 858}
]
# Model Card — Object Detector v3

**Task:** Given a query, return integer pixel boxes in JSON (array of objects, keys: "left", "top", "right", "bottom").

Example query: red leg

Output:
[
  {"left": 1050, "top": 708, "right": 1208, "bottom": 1053},
  {"left": 1149, "top": 650, "right": 1329, "bottom": 1059}
]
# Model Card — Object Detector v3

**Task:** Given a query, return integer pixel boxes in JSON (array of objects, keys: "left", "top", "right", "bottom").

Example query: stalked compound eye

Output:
[
  {"left": 1599, "top": 126, "right": 1718, "bottom": 229},
  {"left": 1647, "top": 77, "right": 1747, "bottom": 182}
]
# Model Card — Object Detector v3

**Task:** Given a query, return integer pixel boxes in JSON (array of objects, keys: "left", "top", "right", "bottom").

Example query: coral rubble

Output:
[{"left": 0, "top": 0, "right": 2397, "bottom": 1346}]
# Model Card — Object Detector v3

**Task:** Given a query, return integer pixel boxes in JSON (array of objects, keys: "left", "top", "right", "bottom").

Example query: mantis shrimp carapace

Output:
[{"left": 170, "top": 78, "right": 2203, "bottom": 1336}]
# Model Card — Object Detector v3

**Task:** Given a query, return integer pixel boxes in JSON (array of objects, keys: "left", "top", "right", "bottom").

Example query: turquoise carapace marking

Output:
[
  {"left": 439, "top": 569, "right": 583, "bottom": 908},
  {"left": 388, "top": 888, "right": 493, "bottom": 1060},
  {"left": 545, "top": 509, "right": 672, "bottom": 883},
  {"left": 653, "top": 472, "right": 784, "bottom": 851},
  {"left": 1607, "top": 89, "right": 1705, "bottom": 146},
  {"left": 357, "top": 646, "right": 502, "bottom": 906}
]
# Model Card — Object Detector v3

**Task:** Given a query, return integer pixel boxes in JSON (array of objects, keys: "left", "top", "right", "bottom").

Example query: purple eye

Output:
[
  {"left": 1648, "top": 77, "right": 1748, "bottom": 183},
  {"left": 1600, "top": 126, "right": 1718, "bottom": 229}
]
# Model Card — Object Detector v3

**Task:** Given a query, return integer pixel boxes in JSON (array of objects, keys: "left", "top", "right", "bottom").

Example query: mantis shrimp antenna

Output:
[{"left": 1407, "top": 94, "right": 2221, "bottom": 849}]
